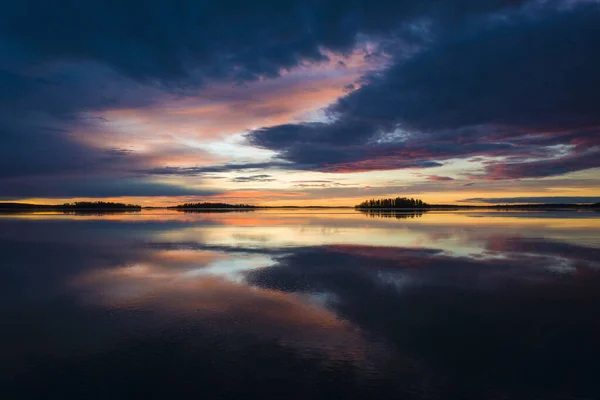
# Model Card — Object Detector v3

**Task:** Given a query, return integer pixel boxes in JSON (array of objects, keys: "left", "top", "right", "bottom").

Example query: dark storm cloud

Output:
[
  {"left": 0, "top": 62, "right": 165, "bottom": 197},
  {"left": 0, "top": 0, "right": 528, "bottom": 86},
  {"left": 459, "top": 196, "right": 600, "bottom": 204},
  {"left": 248, "top": 2, "right": 600, "bottom": 177},
  {"left": 0, "top": 123, "right": 96, "bottom": 179}
]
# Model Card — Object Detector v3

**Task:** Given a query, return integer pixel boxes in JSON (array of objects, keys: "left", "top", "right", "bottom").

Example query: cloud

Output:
[
  {"left": 247, "top": 2, "right": 600, "bottom": 177},
  {"left": 0, "top": 62, "right": 171, "bottom": 191},
  {"left": 0, "top": 0, "right": 528, "bottom": 87},
  {"left": 459, "top": 196, "right": 600, "bottom": 204},
  {"left": 0, "top": 0, "right": 595, "bottom": 201},
  {"left": 0, "top": 177, "right": 222, "bottom": 199},
  {"left": 483, "top": 148, "right": 600, "bottom": 179},
  {"left": 292, "top": 180, "right": 349, "bottom": 188},
  {"left": 426, "top": 176, "right": 454, "bottom": 182},
  {"left": 231, "top": 174, "right": 275, "bottom": 183},
  {"left": 343, "top": 83, "right": 356, "bottom": 92},
  {"left": 140, "top": 162, "right": 293, "bottom": 176}
]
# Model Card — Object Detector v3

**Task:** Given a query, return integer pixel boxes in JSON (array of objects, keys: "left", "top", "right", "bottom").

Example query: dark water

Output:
[{"left": 1, "top": 209, "right": 599, "bottom": 399}]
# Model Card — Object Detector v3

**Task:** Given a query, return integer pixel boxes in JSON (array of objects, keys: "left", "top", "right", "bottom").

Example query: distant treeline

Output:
[
  {"left": 355, "top": 197, "right": 428, "bottom": 209},
  {"left": 0, "top": 201, "right": 141, "bottom": 210},
  {"left": 488, "top": 203, "right": 600, "bottom": 210},
  {"left": 1, "top": 200, "right": 597, "bottom": 212},
  {"left": 59, "top": 201, "right": 141, "bottom": 209},
  {"left": 355, "top": 198, "right": 600, "bottom": 210},
  {"left": 170, "top": 202, "right": 257, "bottom": 209}
]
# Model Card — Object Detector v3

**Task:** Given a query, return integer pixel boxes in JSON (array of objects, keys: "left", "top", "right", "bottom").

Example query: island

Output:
[
  {"left": 169, "top": 202, "right": 258, "bottom": 212},
  {"left": 0, "top": 201, "right": 142, "bottom": 212},
  {"left": 354, "top": 196, "right": 600, "bottom": 211},
  {"left": 355, "top": 197, "right": 428, "bottom": 209}
]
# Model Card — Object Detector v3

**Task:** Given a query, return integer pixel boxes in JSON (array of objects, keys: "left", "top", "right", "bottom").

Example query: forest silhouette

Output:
[{"left": 355, "top": 197, "right": 427, "bottom": 209}]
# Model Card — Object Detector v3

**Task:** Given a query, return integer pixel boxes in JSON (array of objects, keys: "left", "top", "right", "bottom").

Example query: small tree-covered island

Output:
[{"left": 355, "top": 197, "right": 428, "bottom": 209}]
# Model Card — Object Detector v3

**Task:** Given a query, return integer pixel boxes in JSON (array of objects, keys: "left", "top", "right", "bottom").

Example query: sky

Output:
[{"left": 1, "top": 0, "right": 599, "bottom": 206}]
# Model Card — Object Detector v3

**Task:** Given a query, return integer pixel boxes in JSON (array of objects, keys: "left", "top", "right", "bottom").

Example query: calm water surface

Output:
[{"left": 1, "top": 209, "right": 599, "bottom": 399}]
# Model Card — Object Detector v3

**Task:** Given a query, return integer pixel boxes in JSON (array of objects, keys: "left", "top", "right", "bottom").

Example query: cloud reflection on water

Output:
[{"left": 1, "top": 209, "right": 600, "bottom": 399}]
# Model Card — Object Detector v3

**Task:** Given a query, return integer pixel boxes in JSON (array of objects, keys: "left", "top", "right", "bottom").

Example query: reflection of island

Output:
[
  {"left": 169, "top": 202, "right": 257, "bottom": 212},
  {"left": 0, "top": 201, "right": 142, "bottom": 213},
  {"left": 176, "top": 209, "right": 255, "bottom": 214},
  {"left": 359, "top": 209, "right": 427, "bottom": 219}
]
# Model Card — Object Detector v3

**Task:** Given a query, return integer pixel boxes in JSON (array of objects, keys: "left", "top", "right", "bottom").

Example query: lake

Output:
[{"left": 1, "top": 209, "right": 599, "bottom": 399}]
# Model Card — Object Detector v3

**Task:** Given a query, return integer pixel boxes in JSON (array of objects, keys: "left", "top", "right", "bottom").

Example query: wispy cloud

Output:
[
  {"left": 426, "top": 175, "right": 455, "bottom": 182},
  {"left": 231, "top": 175, "right": 276, "bottom": 183}
]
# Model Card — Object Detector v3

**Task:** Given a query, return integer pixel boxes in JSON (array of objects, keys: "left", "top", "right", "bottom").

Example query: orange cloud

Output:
[{"left": 80, "top": 52, "right": 373, "bottom": 166}]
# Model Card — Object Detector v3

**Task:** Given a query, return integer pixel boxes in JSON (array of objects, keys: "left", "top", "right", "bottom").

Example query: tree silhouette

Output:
[
  {"left": 355, "top": 197, "right": 429, "bottom": 209},
  {"left": 171, "top": 202, "right": 257, "bottom": 209}
]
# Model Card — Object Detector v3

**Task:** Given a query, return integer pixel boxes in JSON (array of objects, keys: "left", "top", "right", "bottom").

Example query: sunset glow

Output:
[{"left": 1, "top": 1, "right": 599, "bottom": 206}]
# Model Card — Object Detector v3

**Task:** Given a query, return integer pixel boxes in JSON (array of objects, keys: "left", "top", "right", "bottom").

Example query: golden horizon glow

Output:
[{"left": 7, "top": 190, "right": 600, "bottom": 208}]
